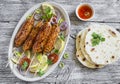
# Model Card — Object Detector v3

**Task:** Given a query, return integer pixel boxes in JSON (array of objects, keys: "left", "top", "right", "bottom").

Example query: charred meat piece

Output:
[
  {"left": 23, "top": 21, "right": 43, "bottom": 51},
  {"left": 44, "top": 24, "right": 60, "bottom": 53},
  {"left": 32, "top": 22, "right": 51, "bottom": 53},
  {"left": 14, "top": 14, "right": 34, "bottom": 47}
]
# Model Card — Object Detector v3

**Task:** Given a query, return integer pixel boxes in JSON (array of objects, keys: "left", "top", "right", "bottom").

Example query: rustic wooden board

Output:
[{"left": 0, "top": 0, "right": 120, "bottom": 84}]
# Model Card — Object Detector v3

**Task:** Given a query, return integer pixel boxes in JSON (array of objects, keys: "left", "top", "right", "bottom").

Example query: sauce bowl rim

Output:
[{"left": 75, "top": 3, "right": 95, "bottom": 21}]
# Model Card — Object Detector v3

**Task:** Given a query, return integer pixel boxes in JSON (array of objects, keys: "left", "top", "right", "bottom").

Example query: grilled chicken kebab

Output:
[
  {"left": 23, "top": 21, "right": 43, "bottom": 51},
  {"left": 32, "top": 22, "right": 52, "bottom": 53},
  {"left": 14, "top": 14, "right": 34, "bottom": 47},
  {"left": 44, "top": 24, "right": 60, "bottom": 53}
]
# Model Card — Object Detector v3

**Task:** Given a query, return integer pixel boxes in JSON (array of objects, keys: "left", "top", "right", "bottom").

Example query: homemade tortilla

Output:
[
  {"left": 80, "top": 28, "right": 96, "bottom": 64},
  {"left": 85, "top": 24, "right": 120, "bottom": 65},
  {"left": 76, "top": 30, "right": 104, "bottom": 68}
]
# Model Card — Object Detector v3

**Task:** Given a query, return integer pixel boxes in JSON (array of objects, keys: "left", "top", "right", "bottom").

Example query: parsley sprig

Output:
[
  {"left": 47, "top": 59, "right": 53, "bottom": 65},
  {"left": 21, "top": 61, "right": 28, "bottom": 70},
  {"left": 54, "top": 49, "right": 59, "bottom": 54},
  {"left": 91, "top": 32, "right": 105, "bottom": 46},
  {"left": 38, "top": 69, "right": 45, "bottom": 76},
  {"left": 42, "top": 7, "right": 53, "bottom": 21},
  {"left": 60, "top": 34, "right": 65, "bottom": 41},
  {"left": 58, "top": 18, "right": 64, "bottom": 25}
]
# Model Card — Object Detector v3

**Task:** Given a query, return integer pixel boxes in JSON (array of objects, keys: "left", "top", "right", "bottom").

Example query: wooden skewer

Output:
[
  {"left": 34, "top": 63, "right": 40, "bottom": 77},
  {"left": 6, "top": 51, "right": 25, "bottom": 68},
  {"left": 18, "top": 52, "right": 25, "bottom": 62},
  {"left": 33, "top": 53, "right": 44, "bottom": 77},
  {"left": 33, "top": 53, "right": 45, "bottom": 77},
  {"left": 25, "top": 53, "right": 36, "bottom": 75},
  {"left": 5, "top": 62, "right": 9, "bottom": 68}
]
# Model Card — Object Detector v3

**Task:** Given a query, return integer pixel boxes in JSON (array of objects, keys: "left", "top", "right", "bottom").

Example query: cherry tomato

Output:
[
  {"left": 48, "top": 53, "right": 59, "bottom": 64},
  {"left": 19, "top": 56, "right": 31, "bottom": 69}
]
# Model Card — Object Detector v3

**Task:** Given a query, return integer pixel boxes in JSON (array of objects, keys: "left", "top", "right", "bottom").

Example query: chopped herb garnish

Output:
[
  {"left": 63, "top": 53, "right": 69, "bottom": 59},
  {"left": 44, "top": 7, "right": 51, "bottom": 14},
  {"left": 35, "top": 9, "right": 41, "bottom": 14},
  {"left": 59, "top": 62, "right": 64, "bottom": 68},
  {"left": 91, "top": 32, "right": 105, "bottom": 46},
  {"left": 47, "top": 59, "right": 53, "bottom": 65},
  {"left": 41, "top": 15, "right": 46, "bottom": 19},
  {"left": 21, "top": 61, "right": 28, "bottom": 70},
  {"left": 60, "top": 34, "right": 65, "bottom": 41},
  {"left": 54, "top": 49, "right": 59, "bottom": 54},
  {"left": 42, "top": 7, "right": 53, "bottom": 21},
  {"left": 14, "top": 51, "right": 21, "bottom": 57},
  {"left": 38, "top": 69, "right": 45, "bottom": 76},
  {"left": 58, "top": 18, "right": 64, "bottom": 25},
  {"left": 101, "top": 37, "right": 105, "bottom": 42},
  {"left": 92, "top": 32, "right": 98, "bottom": 39},
  {"left": 26, "top": 14, "right": 32, "bottom": 19}
]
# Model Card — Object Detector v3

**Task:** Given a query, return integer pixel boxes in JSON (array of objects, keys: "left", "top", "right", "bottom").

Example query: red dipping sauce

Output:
[{"left": 77, "top": 4, "right": 93, "bottom": 20}]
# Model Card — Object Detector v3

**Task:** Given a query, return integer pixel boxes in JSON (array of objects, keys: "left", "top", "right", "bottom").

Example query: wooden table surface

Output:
[{"left": 0, "top": 0, "right": 120, "bottom": 84}]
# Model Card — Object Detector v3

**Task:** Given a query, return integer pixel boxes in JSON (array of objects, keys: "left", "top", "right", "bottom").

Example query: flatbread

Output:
[
  {"left": 76, "top": 30, "right": 104, "bottom": 68},
  {"left": 85, "top": 24, "right": 120, "bottom": 65},
  {"left": 80, "top": 28, "right": 96, "bottom": 64}
]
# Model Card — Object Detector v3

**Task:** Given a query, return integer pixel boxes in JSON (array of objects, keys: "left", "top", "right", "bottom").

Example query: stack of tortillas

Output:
[{"left": 76, "top": 23, "right": 120, "bottom": 68}]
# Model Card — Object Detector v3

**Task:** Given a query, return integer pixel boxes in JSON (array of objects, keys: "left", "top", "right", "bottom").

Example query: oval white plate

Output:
[{"left": 8, "top": 2, "right": 70, "bottom": 81}]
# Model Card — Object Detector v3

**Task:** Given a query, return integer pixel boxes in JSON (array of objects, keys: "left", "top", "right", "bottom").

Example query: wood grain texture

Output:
[{"left": 0, "top": 0, "right": 120, "bottom": 84}]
